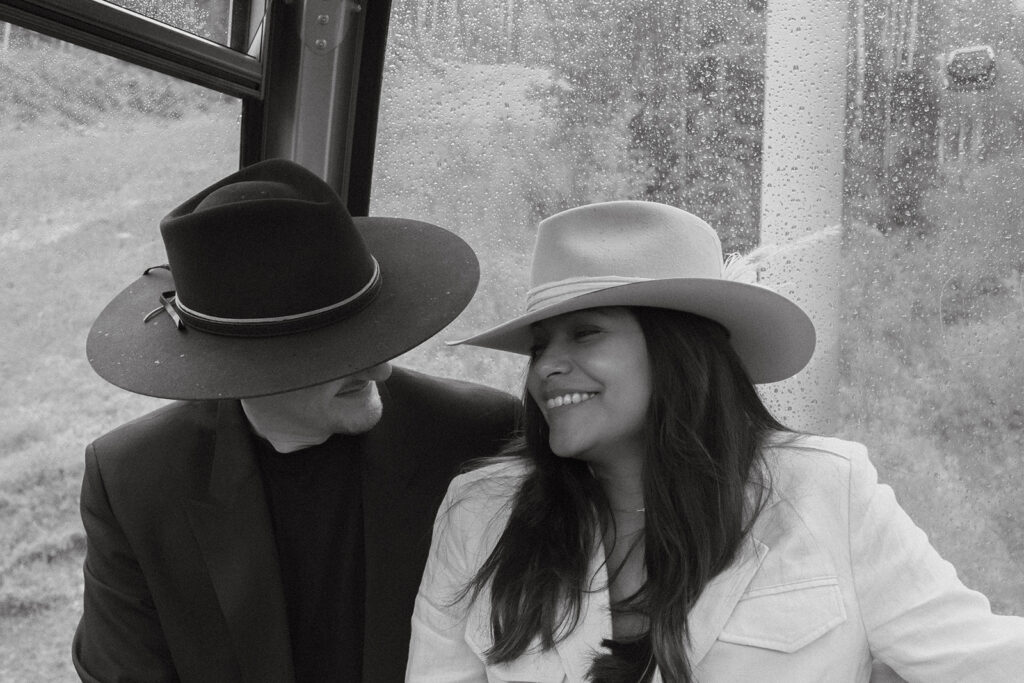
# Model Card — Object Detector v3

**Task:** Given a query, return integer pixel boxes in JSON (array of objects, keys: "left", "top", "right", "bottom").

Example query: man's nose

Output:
[{"left": 350, "top": 362, "right": 393, "bottom": 383}]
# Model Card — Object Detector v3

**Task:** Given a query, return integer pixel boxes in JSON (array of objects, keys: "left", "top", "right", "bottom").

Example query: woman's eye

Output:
[{"left": 528, "top": 341, "right": 547, "bottom": 358}]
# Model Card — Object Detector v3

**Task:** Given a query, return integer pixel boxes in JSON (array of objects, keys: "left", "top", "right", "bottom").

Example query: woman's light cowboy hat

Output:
[
  {"left": 452, "top": 200, "right": 816, "bottom": 383},
  {"left": 88, "top": 159, "right": 480, "bottom": 400}
]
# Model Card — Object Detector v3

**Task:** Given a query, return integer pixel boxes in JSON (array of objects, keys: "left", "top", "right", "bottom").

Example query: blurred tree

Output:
[
  {"left": 541, "top": 0, "right": 766, "bottom": 251},
  {"left": 885, "top": 63, "right": 941, "bottom": 233},
  {"left": 848, "top": 0, "right": 941, "bottom": 234},
  {"left": 390, "top": 0, "right": 541, "bottom": 62},
  {"left": 384, "top": 0, "right": 767, "bottom": 248},
  {"left": 850, "top": 0, "right": 1024, "bottom": 234}
]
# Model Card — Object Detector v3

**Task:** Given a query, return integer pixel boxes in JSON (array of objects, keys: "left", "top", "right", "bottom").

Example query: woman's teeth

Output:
[{"left": 546, "top": 392, "right": 596, "bottom": 409}]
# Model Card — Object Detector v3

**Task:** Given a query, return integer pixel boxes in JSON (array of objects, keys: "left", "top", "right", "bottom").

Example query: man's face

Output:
[{"left": 242, "top": 363, "right": 393, "bottom": 446}]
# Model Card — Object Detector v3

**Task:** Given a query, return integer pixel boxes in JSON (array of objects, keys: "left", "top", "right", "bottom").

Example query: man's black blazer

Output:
[{"left": 73, "top": 367, "right": 518, "bottom": 682}]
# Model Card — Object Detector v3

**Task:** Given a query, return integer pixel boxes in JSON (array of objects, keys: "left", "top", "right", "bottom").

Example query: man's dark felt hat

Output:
[{"left": 87, "top": 159, "right": 479, "bottom": 399}]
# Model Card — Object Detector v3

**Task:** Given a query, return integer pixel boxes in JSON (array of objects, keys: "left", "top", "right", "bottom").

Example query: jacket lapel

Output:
[
  {"left": 359, "top": 373, "right": 423, "bottom": 594},
  {"left": 358, "top": 377, "right": 429, "bottom": 680},
  {"left": 185, "top": 401, "right": 294, "bottom": 682},
  {"left": 551, "top": 528, "right": 769, "bottom": 679},
  {"left": 553, "top": 543, "right": 613, "bottom": 681},
  {"left": 684, "top": 534, "right": 768, "bottom": 667}
]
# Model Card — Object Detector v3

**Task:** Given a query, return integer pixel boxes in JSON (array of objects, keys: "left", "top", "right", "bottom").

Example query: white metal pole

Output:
[{"left": 758, "top": 0, "right": 848, "bottom": 433}]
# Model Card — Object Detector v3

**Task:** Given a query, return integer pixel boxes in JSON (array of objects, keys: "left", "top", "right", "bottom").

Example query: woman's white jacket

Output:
[{"left": 406, "top": 435, "right": 1024, "bottom": 682}]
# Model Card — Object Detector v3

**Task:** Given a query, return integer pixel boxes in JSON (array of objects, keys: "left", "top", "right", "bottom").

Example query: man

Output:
[{"left": 72, "top": 159, "right": 518, "bottom": 682}]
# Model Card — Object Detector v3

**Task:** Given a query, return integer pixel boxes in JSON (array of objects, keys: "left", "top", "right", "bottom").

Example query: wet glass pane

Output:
[
  {"left": 0, "top": 25, "right": 240, "bottom": 677},
  {"left": 841, "top": 0, "right": 1024, "bottom": 617},
  {"left": 104, "top": 0, "right": 250, "bottom": 47},
  {"left": 372, "top": 0, "right": 1022, "bottom": 620},
  {"left": 374, "top": 0, "right": 771, "bottom": 395}
]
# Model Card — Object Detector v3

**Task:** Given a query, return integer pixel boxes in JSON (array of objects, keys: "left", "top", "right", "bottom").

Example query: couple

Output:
[{"left": 75, "top": 160, "right": 1023, "bottom": 682}]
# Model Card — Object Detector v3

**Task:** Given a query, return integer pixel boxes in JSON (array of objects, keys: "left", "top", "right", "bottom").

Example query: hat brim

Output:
[
  {"left": 450, "top": 279, "right": 815, "bottom": 384},
  {"left": 87, "top": 218, "right": 478, "bottom": 399}
]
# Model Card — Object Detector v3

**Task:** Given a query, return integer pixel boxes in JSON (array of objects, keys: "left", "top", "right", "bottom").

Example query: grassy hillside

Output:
[
  {"left": 837, "top": 217, "right": 1024, "bottom": 612},
  {"left": 0, "top": 44, "right": 239, "bottom": 680}
]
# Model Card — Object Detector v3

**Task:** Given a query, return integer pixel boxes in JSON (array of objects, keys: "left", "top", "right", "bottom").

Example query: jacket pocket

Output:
[{"left": 718, "top": 577, "right": 847, "bottom": 653}]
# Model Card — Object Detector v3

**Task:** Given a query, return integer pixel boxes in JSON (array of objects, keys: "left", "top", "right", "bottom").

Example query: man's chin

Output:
[{"left": 331, "top": 388, "right": 385, "bottom": 435}]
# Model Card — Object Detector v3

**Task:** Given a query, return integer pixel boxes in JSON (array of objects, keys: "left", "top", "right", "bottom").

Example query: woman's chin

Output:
[{"left": 548, "top": 439, "right": 588, "bottom": 460}]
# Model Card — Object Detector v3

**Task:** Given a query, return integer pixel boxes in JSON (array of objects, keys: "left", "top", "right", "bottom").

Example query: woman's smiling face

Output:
[{"left": 526, "top": 307, "right": 652, "bottom": 465}]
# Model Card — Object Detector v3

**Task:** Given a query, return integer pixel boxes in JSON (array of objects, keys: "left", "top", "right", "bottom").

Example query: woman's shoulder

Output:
[
  {"left": 764, "top": 432, "right": 871, "bottom": 468},
  {"left": 761, "top": 432, "right": 878, "bottom": 500},
  {"left": 441, "top": 458, "right": 532, "bottom": 522},
  {"left": 449, "top": 457, "right": 532, "bottom": 492},
  {"left": 751, "top": 433, "right": 884, "bottom": 556}
]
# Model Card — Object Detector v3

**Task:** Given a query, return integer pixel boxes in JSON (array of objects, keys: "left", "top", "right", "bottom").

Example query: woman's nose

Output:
[{"left": 532, "top": 343, "right": 570, "bottom": 378}]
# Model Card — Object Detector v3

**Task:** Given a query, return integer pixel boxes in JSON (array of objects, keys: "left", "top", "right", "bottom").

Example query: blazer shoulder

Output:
[
  {"left": 90, "top": 401, "right": 219, "bottom": 455},
  {"left": 450, "top": 458, "right": 531, "bottom": 495},
  {"left": 765, "top": 433, "right": 872, "bottom": 473},
  {"left": 445, "top": 460, "right": 529, "bottom": 517},
  {"left": 86, "top": 401, "right": 227, "bottom": 489},
  {"left": 767, "top": 433, "right": 868, "bottom": 461},
  {"left": 762, "top": 433, "right": 877, "bottom": 505},
  {"left": 83, "top": 400, "right": 232, "bottom": 512},
  {"left": 439, "top": 459, "right": 530, "bottom": 550}
]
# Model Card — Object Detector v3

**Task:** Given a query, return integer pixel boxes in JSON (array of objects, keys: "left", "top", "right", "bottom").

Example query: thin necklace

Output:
[{"left": 587, "top": 465, "right": 645, "bottom": 513}]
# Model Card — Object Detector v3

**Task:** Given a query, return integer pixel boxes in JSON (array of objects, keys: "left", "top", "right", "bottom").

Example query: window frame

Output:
[
  {"left": 0, "top": 0, "right": 263, "bottom": 96},
  {"left": 0, "top": 0, "right": 393, "bottom": 214}
]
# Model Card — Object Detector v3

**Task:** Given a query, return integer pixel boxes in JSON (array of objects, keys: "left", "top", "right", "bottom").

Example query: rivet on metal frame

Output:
[{"left": 300, "top": 0, "right": 359, "bottom": 54}]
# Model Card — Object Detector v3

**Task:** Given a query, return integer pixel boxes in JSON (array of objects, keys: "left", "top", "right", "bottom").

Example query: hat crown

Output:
[
  {"left": 528, "top": 201, "right": 724, "bottom": 312},
  {"left": 160, "top": 159, "right": 378, "bottom": 334},
  {"left": 532, "top": 201, "right": 723, "bottom": 284},
  {"left": 195, "top": 180, "right": 300, "bottom": 209}
]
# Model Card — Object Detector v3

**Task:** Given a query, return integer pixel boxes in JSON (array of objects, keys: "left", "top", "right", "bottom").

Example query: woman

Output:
[{"left": 406, "top": 201, "right": 1024, "bottom": 682}]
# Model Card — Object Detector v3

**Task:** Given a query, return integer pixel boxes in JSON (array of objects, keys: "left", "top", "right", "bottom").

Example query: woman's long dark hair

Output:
[{"left": 461, "top": 307, "right": 788, "bottom": 682}]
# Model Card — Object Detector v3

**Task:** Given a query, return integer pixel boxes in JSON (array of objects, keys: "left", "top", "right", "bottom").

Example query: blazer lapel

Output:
[
  {"left": 551, "top": 530, "right": 769, "bottom": 679},
  {"left": 185, "top": 401, "right": 294, "bottom": 682},
  {"left": 553, "top": 536, "right": 612, "bottom": 681},
  {"left": 359, "top": 373, "right": 423, "bottom": 593},
  {"left": 358, "top": 378, "right": 429, "bottom": 680},
  {"left": 685, "top": 534, "right": 768, "bottom": 667}
]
